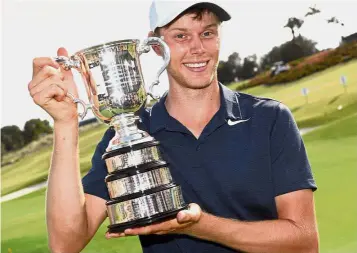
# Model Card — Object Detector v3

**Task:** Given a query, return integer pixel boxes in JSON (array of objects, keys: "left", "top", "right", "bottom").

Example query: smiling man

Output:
[{"left": 29, "top": 1, "right": 319, "bottom": 253}]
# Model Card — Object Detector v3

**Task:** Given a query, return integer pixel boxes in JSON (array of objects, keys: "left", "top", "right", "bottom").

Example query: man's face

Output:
[{"left": 159, "top": 11, "right": 221, "bottom": 90}]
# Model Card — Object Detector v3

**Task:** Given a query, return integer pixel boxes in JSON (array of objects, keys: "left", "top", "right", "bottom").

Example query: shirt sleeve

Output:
[
  {"left": 82, "top": 128, "right": 115, "bottom": 201},
  {"left": 270, "top": 103, "right": 317, "bottom": 197}
]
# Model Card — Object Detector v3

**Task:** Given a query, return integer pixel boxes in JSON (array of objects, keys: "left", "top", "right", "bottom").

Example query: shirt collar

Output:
[
  {"left": 149, "top": 83, "right": 242, "bottom": 134},
  {"left": 220, "top": 83, "right": 242, "bottom": 121}
]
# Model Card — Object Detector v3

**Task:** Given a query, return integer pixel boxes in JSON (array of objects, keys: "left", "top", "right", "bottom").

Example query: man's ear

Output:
[{"left": 148, "top": 31, "right": 162, "bottom": 57}]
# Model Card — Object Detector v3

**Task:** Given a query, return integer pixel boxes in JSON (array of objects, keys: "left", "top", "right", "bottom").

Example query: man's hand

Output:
[
  {"left": 29, "top": 47, "right": 79, "bottom": 125},
  {"left": 105, "top": 203, "right": 202, "bottom": 239}
]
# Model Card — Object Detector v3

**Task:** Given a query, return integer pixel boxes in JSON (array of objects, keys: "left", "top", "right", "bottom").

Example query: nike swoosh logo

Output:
[{"left": 227, "top": 118, "right": 250, "bottom": 126}]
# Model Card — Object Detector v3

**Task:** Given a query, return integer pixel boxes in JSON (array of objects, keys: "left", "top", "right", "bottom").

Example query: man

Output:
[{"left": 28, "top": 1, "right": 319, "bottom": 252}]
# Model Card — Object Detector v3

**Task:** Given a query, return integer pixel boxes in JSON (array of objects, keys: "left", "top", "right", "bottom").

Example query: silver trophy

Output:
[{"left": 54, "top": 38, "right": 187, "bottom": 233}]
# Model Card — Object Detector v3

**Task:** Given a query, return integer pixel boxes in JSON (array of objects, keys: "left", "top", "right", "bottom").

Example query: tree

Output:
[
  {"left": 218, "top": 52, "right": 242, "bottom": 84},
  {"left": 281, "top": 36, "right": 318, "bottom": 63},
  {"left": 260, "top": 36, "right": 318, "bottom": 70},
  {"left": 260, "top": 46, "right": 282, "bottom": 71},
  {"left": 218, "top": 61, "right": 234, "bottom": 84},
  {"left": 23, "top": 119, "right": 53, "bottom": 144},
  {"left": 284, "top": 17, "right": 304, "bottom": 41},
  {"left": 1, "top": 141, "right": 6, "bottom": 158},
  {"left": 240, "top": 54, "right": 259, "bottom": 79},
  {"left": 227, "top": 52, "right": 241, "bottom": 67},
  {"left": 1, "top": 125, "right": 25, "bottom": 152}
]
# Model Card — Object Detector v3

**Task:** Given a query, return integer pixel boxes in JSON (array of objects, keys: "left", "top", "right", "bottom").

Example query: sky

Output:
[{"left": 1, "top": 0, "right": 356, "bottom": 128}]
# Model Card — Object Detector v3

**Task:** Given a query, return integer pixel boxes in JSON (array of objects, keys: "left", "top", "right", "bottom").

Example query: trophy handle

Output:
[
  {"left": 66, "top": 92, "right": 91, "bottom": 120},
  {"left": 53, "top": 55, "right": 81, "bottom": 71},
  {"left": 137, "top": 37, "right": 170, "bottom": 100},
  {"left": 53, "top": 56, "right": 91, "bottom": 120}
]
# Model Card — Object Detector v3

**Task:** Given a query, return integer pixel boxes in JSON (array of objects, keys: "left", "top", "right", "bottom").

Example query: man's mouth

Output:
[{"left": 183, "top": 61, "right": 209, "bottom": 72}]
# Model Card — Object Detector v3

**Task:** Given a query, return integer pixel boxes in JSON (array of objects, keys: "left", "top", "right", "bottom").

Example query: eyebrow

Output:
[{"left": 168, "top": 23, "right": 218, "bottom": 32}]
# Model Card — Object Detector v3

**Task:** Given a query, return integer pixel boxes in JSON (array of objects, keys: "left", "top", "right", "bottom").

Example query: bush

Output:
[
  {"left": 238, "top": 41, "right": 357, "bottom": 90},
  {"left": 1, "top": 125, "right": 25, "bottom": 152}
]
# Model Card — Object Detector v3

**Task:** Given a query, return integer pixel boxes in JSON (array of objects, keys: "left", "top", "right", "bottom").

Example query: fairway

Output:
[
  {"left": 303, "top": 115, "right": 357, "bottom": 253},
  {"left": 230, "top": 60, "right": 357, "bottom": 128}
]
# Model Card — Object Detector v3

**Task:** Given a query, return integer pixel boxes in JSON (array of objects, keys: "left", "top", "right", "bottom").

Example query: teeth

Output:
[{"left": 184, "top": 62, "right": 207, "bottom": 68}]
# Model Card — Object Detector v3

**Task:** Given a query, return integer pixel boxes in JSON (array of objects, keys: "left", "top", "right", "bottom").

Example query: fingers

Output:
[
  {"left": 105, "top": 231, "right": 126, "bottom": 239},
  {"left": 57, "top": 47, "right": 69, "bottom": 57},
  {"left": 32, "top": 47, "right": 73, "bottom": 82},
  {"left": 124, "top": 218, "right": 179, "bottom": 236},
  {"left": 32, "top": 57, "right": 60, "bottom": 78},
  {"left": 57, "top": 47, "right": 74, "bottom": 81},
  {"left": 30, "top": 75, "right": 68, "bottom": 99},
  {"left": 30, "top": 47, "right": 76, "bottom": 102},
  {"left": 32, "top": 83, "right": 66, "bottom": 106},
  {"left": 29, "top": 65, "right": 64, "bottom": 92}
]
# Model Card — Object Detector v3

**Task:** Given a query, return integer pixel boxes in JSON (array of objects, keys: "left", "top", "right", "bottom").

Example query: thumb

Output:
[
  {"left": 177, "top": 203, "right": 202, "bottom": 224},
  {"left": 57, "top": 47, "right": 74, "bottom": 81}
]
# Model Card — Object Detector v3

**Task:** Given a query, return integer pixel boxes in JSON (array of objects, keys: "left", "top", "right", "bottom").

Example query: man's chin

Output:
[
  {"left": 168, "top": 69, "right": 216, "bottom": 90},
  {"left": 183, "top": 80, "right": 213, "bottom": 90}
]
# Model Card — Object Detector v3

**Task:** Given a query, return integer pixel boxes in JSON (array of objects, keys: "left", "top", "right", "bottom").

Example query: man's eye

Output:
[
  {"left": 175, "top": 34, "right": 186, "bottom": 39},
  {"left": 203, "top": 31, "right": 213, "bottom": 37}
]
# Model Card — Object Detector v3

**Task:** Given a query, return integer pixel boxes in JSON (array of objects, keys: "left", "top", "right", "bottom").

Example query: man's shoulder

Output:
[
  {"left": 238, "top": 91, "right": 280, "bottom": 107},
  {"left": 236, "top": 91, "right": 283, "bottom": 118},
  {"left": 236, "top": 91, "right": 296, "bottom": 128}
]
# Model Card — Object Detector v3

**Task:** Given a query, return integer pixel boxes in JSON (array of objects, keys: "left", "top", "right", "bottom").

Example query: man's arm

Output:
[
  {"left": 187, "top": 189, "right": 318, "bottom": 253},
  {"left": 46, "top": 122, "right": 108, "bottom": 253},
  {"left": 120, "top": 189, "right": 318, "bottom": 253},
  {"left": 29, "top": 49, "right": 108, "bottom": 253}
]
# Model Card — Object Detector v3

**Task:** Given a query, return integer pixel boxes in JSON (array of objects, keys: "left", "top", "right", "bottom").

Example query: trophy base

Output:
[{"left": 107, "top": 204, "right": 189, "bottom": 233}]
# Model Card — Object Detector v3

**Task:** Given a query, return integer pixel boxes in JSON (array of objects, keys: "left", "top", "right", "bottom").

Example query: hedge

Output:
[{"left": 237, "top": 41, "right": 357, "bottom": 90}]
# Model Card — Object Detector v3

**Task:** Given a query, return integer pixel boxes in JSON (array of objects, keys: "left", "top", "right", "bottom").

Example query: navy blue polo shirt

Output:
[{"left": 82, "top": 83, "right": 317, "bottom": 253}]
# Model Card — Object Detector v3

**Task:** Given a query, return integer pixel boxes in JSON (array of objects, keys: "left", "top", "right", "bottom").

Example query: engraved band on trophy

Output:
[{"left": 54, "top": 38, "right": 188, "bottom": 233}]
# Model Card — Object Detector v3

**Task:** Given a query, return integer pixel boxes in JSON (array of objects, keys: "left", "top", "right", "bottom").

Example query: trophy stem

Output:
[{"left": 106, "top": 113, "right": 153, "bottom": 152}]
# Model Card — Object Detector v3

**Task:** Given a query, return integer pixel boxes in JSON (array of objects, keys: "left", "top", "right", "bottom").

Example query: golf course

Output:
[{"left": 2, "top": 60, "right": 357, "bottom": 253}]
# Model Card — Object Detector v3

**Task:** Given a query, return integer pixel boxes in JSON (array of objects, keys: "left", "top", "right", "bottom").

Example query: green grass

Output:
[
  {"left": 229, "top": 60, "right": 357, "bottom": 127},
  {"left": 302, "top": 115, "right": 357, "bottom": 253},
  {"left": 2, "top": 114, "right": 356, "bottom": 253},
  {"left": 225, "top": 79, "right": 250, "bottom": 91}
]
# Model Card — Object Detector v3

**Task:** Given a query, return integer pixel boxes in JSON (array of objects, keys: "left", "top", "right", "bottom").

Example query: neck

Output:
[{"left": 164, "top": 79, "right": 221, "bottom": 138}]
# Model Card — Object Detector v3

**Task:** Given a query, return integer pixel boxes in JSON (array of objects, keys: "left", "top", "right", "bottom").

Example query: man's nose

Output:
[{"left": 189, "top": 35, "right": 205, "bottom": 55}]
